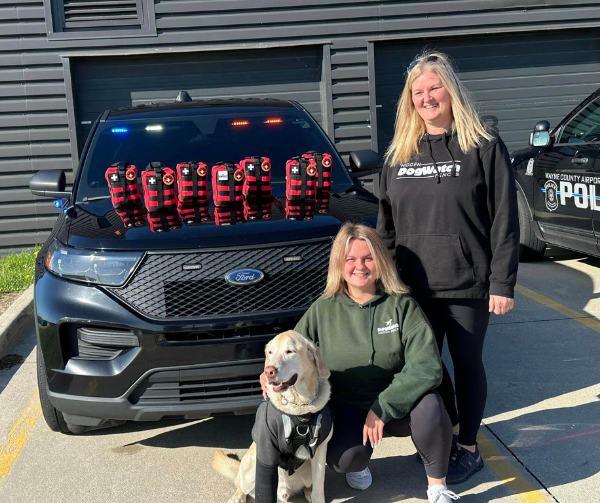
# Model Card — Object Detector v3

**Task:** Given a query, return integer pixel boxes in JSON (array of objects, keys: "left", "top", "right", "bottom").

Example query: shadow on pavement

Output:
[{"left": 0, "top": 327, "right": 36, "bottom": 399}]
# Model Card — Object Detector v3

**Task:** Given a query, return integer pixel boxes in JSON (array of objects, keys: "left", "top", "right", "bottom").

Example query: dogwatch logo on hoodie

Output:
[
  {"left": 396, "top": 160, "right": 461, "bottom": 179},
  {"left": 378, "top": 319, "right": 399, "bottom": 334}
]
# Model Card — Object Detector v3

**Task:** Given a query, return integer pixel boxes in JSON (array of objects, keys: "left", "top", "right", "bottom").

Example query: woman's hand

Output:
[
  {"left": 363, "top": 410, "right": 384, "bottom": 448},
  {"left": 489, "top": 295, "right": 514, "bottom": 315},
  {"left": 260, "top": 371, "right": 268, "bottom": 399}
]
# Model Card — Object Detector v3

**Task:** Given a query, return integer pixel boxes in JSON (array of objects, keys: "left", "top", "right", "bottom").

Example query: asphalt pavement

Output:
[{"left": 0, "top": 246, "right": 598, "bottom": 503}]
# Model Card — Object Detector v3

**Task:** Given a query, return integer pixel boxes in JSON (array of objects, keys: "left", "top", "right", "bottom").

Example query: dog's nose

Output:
[{"left": 264, "top": 365, "right": 277, "bottom": 379}]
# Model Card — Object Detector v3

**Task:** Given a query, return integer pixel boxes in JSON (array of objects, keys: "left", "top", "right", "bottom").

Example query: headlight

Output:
[{"left": 45, "top": 241, "right": 143, "bottom": 286}]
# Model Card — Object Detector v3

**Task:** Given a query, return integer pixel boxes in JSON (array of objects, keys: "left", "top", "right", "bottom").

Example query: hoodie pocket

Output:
[{"left": 396, "top": 234, "right": 475, "bottom": 291}]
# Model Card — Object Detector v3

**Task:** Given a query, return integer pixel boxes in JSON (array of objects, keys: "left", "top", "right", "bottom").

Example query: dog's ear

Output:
[
  {"left": 306, "top": 340, "right": 329, "bottom": 379},
  {"left": 264, "top": 339, "right": 272, "bottom": 364}
]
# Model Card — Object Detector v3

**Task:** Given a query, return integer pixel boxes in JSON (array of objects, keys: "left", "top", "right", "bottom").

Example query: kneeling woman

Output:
[{"left": 296, "top": 223, "right": 457, "bottom": 502}]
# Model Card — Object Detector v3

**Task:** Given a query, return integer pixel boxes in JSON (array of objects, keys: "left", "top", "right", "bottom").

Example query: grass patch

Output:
[{"left": 0, "top": 246, "right": 41, "bottom": 294}]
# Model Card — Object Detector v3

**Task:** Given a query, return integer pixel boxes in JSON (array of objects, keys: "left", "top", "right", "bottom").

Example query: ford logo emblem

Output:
[{"left": 225, "top": 268, "right": 265, "bottom": 286}]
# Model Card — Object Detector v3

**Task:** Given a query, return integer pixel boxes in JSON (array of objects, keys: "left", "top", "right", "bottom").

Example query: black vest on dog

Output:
[{"left": 252, "top": 399, "right": 333, "bottom": 475}]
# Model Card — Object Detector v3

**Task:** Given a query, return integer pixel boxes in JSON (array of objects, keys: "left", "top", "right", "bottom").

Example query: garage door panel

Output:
[
  {"left": 375, "top": 29, "right": 600, "bottom": 154},
  {"left": 73, "top": 46, "right": 323, "bottom": 150}
]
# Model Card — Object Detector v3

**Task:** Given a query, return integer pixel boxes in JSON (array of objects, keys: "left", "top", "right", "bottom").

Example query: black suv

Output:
[
  {"left": 512, "top": 87, "right": 600, "bottom": 261},
  {"left": 30, "top": 97, "right": 380, "bottom": 433}
]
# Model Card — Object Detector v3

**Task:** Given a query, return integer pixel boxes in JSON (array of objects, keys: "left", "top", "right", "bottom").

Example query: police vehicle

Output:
[
  {"left": 513, "top": 88, "right": 600, "bottom": 261},
  {"left": 28, "top": 95, "right": 380, "bottom": 434}
]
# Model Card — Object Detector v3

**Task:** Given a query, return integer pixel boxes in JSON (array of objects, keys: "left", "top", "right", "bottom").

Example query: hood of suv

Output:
[{"left": 64, "top": 190, "right": 378, "bottom": 251}]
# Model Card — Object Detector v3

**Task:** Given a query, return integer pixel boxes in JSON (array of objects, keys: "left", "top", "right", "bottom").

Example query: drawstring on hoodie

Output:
[
  {"left": 368, "top": 302, "right": 376, "bottom": 365},
  {"left": 424, "top": 131, "right": 458, "bottom": 183},
  {"left": 425, "top": 134, "right": 441, "bottom": 184}
]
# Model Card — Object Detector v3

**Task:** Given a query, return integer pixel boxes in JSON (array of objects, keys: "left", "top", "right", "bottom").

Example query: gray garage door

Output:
[
  {"left": 375, "top": 29, "right": 600, "bottom": 155},
  {"left": 72, "top": 46, "right": 323, "bottom": 151}
]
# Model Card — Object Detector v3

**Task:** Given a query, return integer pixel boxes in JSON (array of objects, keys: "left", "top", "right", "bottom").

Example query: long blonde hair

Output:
[
  {"left": 323, "top": 223, "right": 408, "bottom": 298},
  {"left": 384, "top": 50, "right": 493, "bottom": 167}
]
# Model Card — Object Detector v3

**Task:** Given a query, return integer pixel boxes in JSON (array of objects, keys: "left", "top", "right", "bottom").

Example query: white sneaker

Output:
[
  {"left": 427, "top": 484, "right": 459, "bottom": 503},
  {"left": 345, "top": 467, "right": 372, "bottom": 490}
]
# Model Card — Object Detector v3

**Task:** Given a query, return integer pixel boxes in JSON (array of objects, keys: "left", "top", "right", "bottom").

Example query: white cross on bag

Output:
[
  {"left": 149, "top": 177, "right": 156, "bottom": 185},
  {"left": 111, "top": 174, "right": 118, "bottom": 181},
  {"left": 182, "top": 168, "right": 189, "bottom": 175},
  {"left": 292, "top": 167, "right": 299, "bottom": 174}
]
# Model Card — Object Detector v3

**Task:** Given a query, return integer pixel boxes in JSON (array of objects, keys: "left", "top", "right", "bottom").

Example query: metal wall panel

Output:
[
  {"left": 375, "top": 29, "right": 600, "bottom": 155},
  {"left": 71, "top": 46, "right": 323, "bottom": 149},
  {"left": 2, "top": 0, "right": 600, "bottom": 252}
]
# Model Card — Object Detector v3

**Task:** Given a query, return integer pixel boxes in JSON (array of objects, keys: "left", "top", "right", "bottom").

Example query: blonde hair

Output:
[
  {"left": 384, "top": 50, "right": 493, "bottom": 167},
  {"left": 323, "top": 223, "right": 409, "bottom": 298}
]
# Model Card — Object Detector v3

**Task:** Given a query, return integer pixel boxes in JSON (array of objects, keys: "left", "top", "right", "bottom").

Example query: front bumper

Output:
[{"left": 35, "top": 272, "right": 301, "bottom": 426}]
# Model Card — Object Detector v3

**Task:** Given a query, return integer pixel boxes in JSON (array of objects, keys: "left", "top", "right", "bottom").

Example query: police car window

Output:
[
  {"left": 77, "top": 110, "right": 350, "bottom": 201},
  {"left": 560, "top": 99, "right": 600, "bottom": 144}
]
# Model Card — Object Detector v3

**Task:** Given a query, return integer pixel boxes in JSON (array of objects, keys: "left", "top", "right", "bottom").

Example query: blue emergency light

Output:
[{"left": 111, "top": 127, "right": 128, "bottom": 134}]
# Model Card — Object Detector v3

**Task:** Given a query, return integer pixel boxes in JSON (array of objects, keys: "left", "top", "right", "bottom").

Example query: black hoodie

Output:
[{"left": 377, "top": 132, "right": 519, "bottom": 299}]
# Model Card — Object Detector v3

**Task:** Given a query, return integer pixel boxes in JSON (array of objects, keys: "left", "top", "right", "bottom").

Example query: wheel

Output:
[
  {"left": 37, "top": 344, "right": 72, "bottom": 434},
  {"left": 517, "top": 187, "right": 546, "bottom": 262}
]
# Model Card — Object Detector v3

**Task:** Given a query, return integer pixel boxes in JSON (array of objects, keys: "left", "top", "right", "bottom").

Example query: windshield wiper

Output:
[{"left": 81, "top": 195, "right": 112, "bottom": 203}]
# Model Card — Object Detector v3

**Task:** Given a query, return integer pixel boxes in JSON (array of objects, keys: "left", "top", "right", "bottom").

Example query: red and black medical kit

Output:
[
  {"left": 148, "top": 209, "right": 182, "bottom": 233},
  {"left": 116, "top": 203, "right": 146, "bottom": 229},
  {"left": 285, "top": 156, "right": 317, "bottom": 220},
  {"left": 105, "top": 162, "right": 142, "bottom": 208},
  {"left": 302, "top": 152, "right": 332, "bottom": 214},
  {"left": 176, "top": 161, "right": 210, "bottom": 223},
  {"left": 211, "top": 162, "right": 245, "bottom": 225},
  {"left": 141, "top": 162, "right": 178, "bottom": 212},
  {"left": 240, "top": 156, "right": 273, "bottom": 220}
]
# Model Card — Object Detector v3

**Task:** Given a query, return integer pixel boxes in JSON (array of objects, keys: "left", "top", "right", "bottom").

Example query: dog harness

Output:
[{"left": 252, "top": 400, "right": 333, "bottom": 476}]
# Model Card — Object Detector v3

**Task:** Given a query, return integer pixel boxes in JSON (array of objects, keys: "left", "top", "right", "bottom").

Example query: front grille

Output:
[
  {"left": 108, "top": 240, "right": 331, "bottom": 319},
  {"left": 129, "top": 363, "right": 264, "bottom": 406}
]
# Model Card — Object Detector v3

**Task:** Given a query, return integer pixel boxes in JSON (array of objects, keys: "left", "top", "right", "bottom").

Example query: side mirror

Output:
[
  {"left": 529, "top": 120, "right": 551, "bottom": 148},
  {"left": 29, "top": 170, "right": 71, "bottom": 198},
  {"left": 349, "top": 149, "right": 383, "bottom": 178}
]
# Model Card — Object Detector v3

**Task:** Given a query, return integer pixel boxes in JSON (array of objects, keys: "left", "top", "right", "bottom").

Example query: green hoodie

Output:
[{"left": 294, "top": 292, "right": 442, "bottom": 423}]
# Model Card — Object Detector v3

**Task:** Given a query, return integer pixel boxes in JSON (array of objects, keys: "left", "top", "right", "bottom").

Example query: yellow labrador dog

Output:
[{"left": 213, "top": 330, "right": 332, "bottom": 503}]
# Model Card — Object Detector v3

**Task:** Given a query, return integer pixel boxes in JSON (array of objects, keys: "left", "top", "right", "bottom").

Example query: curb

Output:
[{"left": 0, "top": 285, "right": 34, "bottom": 360}]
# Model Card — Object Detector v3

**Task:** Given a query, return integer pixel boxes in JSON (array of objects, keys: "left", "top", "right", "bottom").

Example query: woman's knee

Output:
[
  {"left": 327, "top": 445, "right": 371, "bottom": 474},
  {"left": 411, "top": 391, "right": 450, "bottom": 432}
]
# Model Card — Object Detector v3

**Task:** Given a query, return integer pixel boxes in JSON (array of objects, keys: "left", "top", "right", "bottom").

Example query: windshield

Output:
[{"left": 76, "top": 109, "right": 352, "bottom": 202}]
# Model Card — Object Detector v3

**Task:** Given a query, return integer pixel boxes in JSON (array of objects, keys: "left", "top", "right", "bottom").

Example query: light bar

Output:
[
  {"left": 232, "top": 120, "right": 249, "bottom": 127},
  {"left": 145, "top": 125, "right": 163, "bottom": 131},
  {"left": 111, "top": 127, "right": 128, "bottom": 134},
  {"left": 264, "top": 118, "right": 283, "bottom": 124}
]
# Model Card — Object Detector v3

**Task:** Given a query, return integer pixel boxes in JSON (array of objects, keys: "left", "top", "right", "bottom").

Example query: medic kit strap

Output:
[
  {"left": 143, "top": 162, "right": 177, "bottom": 212},
  {"left": 212, "top": 162, "right": 244, "bottom": 206},
  {"left": 242, "top": 156, "right": 272, "bottom": 199},
  {"left": 279, "top": 413, "right": 323, "bottom": 475},
  {"left": 106, "top": 162, "right": 140, "bottom": 208},
  {"left": 148, "top": 209, "right": 181, "bottom": 233},
  {"left": 303, "top": 152, "right": 332, "bottom": 214},
  {"left": 177, "top": 161, "right": 208, "bottom": 203},
  {"left": 214, "top": 205, "right": 243, "bottom": 226},
  {"left": 116, "top": 203, "right": 146, "bottom": 229}
]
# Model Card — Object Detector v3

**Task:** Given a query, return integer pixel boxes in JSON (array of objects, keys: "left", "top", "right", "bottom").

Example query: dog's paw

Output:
[
  {"left": 227, "top": 489, "right": 247, "bottom": 503},
  {"left": 303, "top": 487, "right": 312, "bottom": 503}
]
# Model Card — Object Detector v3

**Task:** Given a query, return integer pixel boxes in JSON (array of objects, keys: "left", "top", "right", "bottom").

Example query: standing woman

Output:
[{"left": 377, "top": 51, "right": 519, "bottom": 484}]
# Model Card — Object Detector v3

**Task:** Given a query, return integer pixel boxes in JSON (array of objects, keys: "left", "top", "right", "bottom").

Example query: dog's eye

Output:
[{"left": 285, "top": 350, "right": 295, "bottom": 355}]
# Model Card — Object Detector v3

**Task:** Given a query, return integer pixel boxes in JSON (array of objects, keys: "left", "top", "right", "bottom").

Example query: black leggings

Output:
[
  {"left": 326, "top": 391, "right": 452, "bottom": 479},
  {"left": 417, "top": 298, "right": 490, "bottom": 446}
]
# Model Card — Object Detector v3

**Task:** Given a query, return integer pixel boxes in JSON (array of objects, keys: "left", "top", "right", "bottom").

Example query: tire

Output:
[
  {"left": 37, "top": 345, "right": 72, "bottom": 434},
  {"left": 517, "top": 187, "right": 546, "bottom": 262}
]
